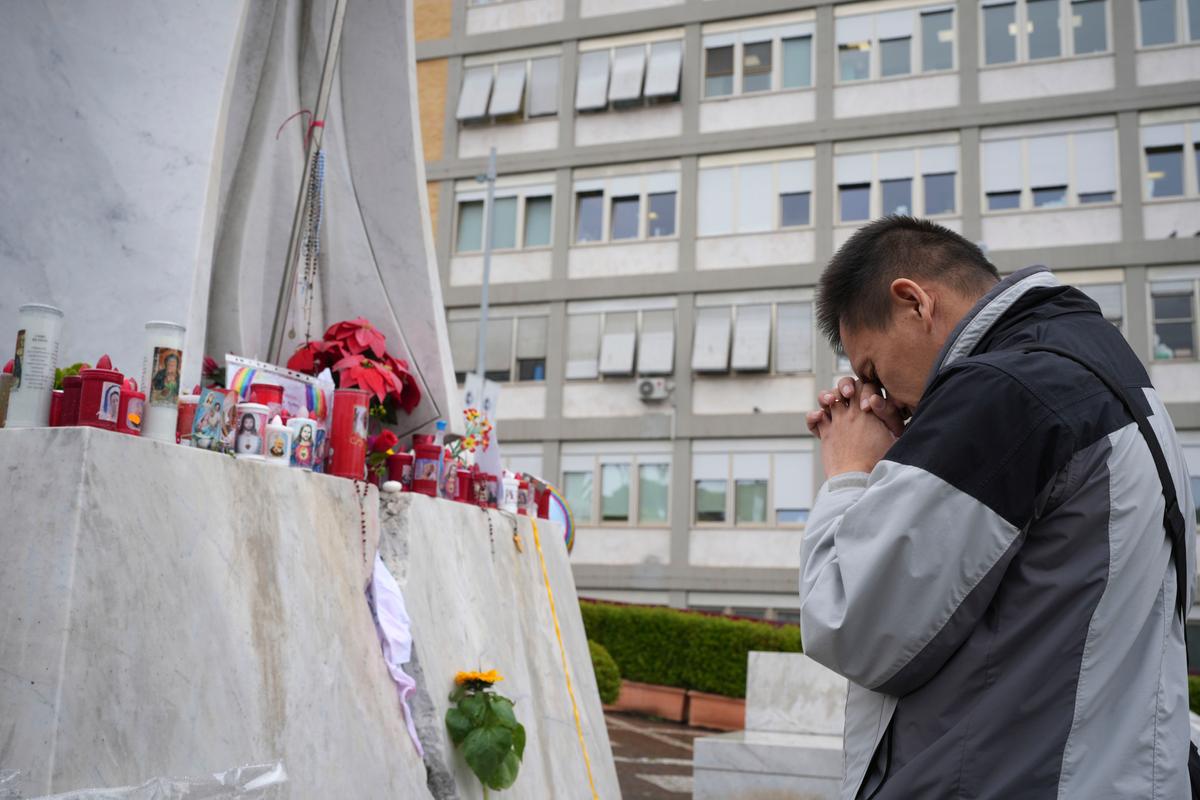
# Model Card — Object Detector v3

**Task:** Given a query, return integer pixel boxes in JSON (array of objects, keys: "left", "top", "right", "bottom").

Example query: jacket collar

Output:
[{"left": 925, "top": 266, "right": 1060, "bottom": 391}]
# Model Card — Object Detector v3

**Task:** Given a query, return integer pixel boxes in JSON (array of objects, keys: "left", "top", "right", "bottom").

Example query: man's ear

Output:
[{"left": 889, "top": 278, "right": 933, "bottom": 325}]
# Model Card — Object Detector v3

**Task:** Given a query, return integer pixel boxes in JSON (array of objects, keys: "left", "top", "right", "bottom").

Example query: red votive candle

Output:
[{"left": 328, "top": 388, "right": 370, "bottom": 480}]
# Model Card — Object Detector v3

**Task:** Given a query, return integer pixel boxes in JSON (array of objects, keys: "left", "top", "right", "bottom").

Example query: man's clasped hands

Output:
[{"left": 805, "top": 377, "right": 909, "bottom": 478}]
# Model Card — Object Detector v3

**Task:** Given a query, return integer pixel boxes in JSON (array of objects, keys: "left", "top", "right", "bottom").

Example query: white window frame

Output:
[
  {"left": 692, "top": 291, "right": 815, "bottom": 376},
  {"left": 577, "top": 32, "right": 685, "bottom": 112},
  {"left": 565, "top": 298, "right": 678, "bottom": 381},
  {"left": 690, "top": 442, "right": 815, "bottom": 529},
  {"left": 1135, "top": 0, "right": 1200, "bottom": 49},
  {"left": 701, "top": 21, "right": 816, "bottom": 99},
  {"left": 561, "top": 446, "right": 673, "bottom": 528},
  {"left": 697, "top": 153, "right": 816, "bottom": 236},
  {"left": 834, "top": 144, "right": 961, "bottom": 223},
  {"left": 1140, "top": 113, "right": 1200, "bottom": 202},
  {"left": 446, "top": 306, "right": 551, "bottom": 384},
  {"left": 453, "top": 186, "right": 556, "bottom": 254},
  {"left": 1148, "top": 269, "right": 1200, "bottom": 362},
  {"left": 980, "top": 122, "right": 1119, "bottom": 213},
  {"left": 458, "top": 50, "right": 563, "bottom": 126},
  {"left": 835, "top": 1, "right": 958, "bottom": 84},
  {"left": 979, "top": 0, "right": 1113, "bottom": 67},
  {"left": 571, "top": 171, "right": 680, "bottom": 246}
]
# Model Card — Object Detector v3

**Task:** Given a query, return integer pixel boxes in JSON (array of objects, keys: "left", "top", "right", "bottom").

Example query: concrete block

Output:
[
  {"left": 746, "top": 652, "right": 848, "bottom": 736},
  {"left": 0, "top": 428, "right": 620, "bottom": 799}
]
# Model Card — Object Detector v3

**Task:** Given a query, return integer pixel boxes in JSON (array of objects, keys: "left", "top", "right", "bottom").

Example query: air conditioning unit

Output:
[{"left": 637, "top": 377, "right": 670, "bottom": 402}]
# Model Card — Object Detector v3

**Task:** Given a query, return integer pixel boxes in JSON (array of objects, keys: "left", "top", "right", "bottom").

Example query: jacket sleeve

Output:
[{"left": 799, "top": 362, "right": 1069, "bottom": 696}]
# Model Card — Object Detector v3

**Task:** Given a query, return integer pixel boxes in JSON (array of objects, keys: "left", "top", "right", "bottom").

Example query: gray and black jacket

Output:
[{"left": 800, "top": 267, "right": 1196, "bottom": 799}]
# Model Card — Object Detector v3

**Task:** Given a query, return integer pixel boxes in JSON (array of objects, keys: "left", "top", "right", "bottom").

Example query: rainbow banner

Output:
[
  {"left": 228, "top": 366, "right": 257, "bottom": 399},
  {"left": 546, "top": 484, "right": 575, "bottom": 554},
  {"left": 307, "top": 384, "right": 327, "bottom": 420}
]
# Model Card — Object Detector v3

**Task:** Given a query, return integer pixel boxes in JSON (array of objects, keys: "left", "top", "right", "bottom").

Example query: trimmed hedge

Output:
[
  {"left": 1190, "top": 676, "right": 1200, "bottom": 715},
  {"left": 589, "top": 640, "right": 621, "bottom": 705},
  {"left": 580, "top": 600, "right": 802, "bottom": 699}
]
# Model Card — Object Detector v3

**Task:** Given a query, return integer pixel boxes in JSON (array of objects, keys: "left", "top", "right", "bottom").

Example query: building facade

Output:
[{"left": 413, "top": 0, "right": 1200, "bottom": 619}]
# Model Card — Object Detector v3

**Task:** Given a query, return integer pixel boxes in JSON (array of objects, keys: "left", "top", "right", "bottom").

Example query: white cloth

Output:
[{"left": 368, "top": 553, "right": 423, "bottom": 757}]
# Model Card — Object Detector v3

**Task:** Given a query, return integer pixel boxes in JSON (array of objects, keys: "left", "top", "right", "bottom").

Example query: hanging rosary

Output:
[
  {"left": 354, "top": 479, "right": 370, "bottom": 565},
  {"left": 289, "top": 147, "right": 326, "bottom": 342}
]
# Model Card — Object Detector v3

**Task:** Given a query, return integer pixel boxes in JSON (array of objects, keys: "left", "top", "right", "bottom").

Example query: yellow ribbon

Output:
[{"left": 531, "top": 519, "right": 600, "bottom": 800}]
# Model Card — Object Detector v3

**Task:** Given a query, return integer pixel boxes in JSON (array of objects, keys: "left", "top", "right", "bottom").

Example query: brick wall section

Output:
[
  {"left": 413, "top": 0, "right": 452, "bottom": 42},
  {"left": 427, "top": 181, "right": 441, "bottom": 247},
  {"left": 416, "top": 58, "right": 448, "bottom": 163}
]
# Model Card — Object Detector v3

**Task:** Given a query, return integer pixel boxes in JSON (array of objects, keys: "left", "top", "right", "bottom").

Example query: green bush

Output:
[
  {"left": 1190, "top": 676, "right": 1200, "bottom": 715},
  {"left": 580, "top": 601, "right": 802, "bottom": 699},
  {"left": 589, "top": 640, "right": 621, "bottom": 704}
]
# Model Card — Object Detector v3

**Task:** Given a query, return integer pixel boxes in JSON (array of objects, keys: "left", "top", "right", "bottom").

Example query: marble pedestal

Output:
[
  {"left": 0, "top": 428, "right": 618, "bottom": 799},
  {"left": 694, "top": 652, "right": 848, "bottom": 800}
]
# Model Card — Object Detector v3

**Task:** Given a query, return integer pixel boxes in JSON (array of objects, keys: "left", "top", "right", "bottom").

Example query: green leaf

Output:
[
  {"left": 450, "top": 686, "right": 466, "bottom": 704},
  {"left": 485, "top": 751, "right": 521, "bottom": 790},
  {"left": 445, "top": 708, "right": 473, "bottom": 745},
  {"left": 512, "top": 723, "right": 526, "bottom": 761},
  {"left": 463, "top": 726, "right": 513, "bottom": 784},
  {"left": 460, "top": 693, "right": 487, "bottom": 725},
  {"left": 487, "top": 693, "right": 519, "bottom": 729}
]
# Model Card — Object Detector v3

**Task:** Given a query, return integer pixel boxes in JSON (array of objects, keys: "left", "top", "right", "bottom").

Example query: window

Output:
[
  {"left": 576, "top": 191, "right": 604, "bottom": 243},
  {"left": 456, "top": 201, "right": 484, "bottom": 252},
  {"left": 982, "top": 125, "right": 1118, "bottom": 211},
  {"left": 841, "top": 183, "right": 872, "bottom": 221},
  {"left": 922, "top": 9, "right": 955, "bottom": 70},
  {"left": 573, "top": 171, "right": 680, "bottom": 244},
  {"left": 1073, "top": 0, "right": 1108, "bottom": 54},
  {"left": 985, "top": 0, "right": 1109, "bottom": 64},
  {"left": 611, "top": 196, "right": 640, "bottom": 240},
  {"left": 692, "top": 298, "right": 813, "bottom": 374},
  {"left": 1027, "top": 0, "right": 1061, "bottom": 59},
  {"left": 458, "top": 56, "right": 561, "bottom": 123},
  {"left": 1142, "top": 118, "right": 1200, "bottom": 201},
  {"left": 491, "top": 197, "right": 518, "bottom": 249},
  {"left": 1148, "top": 146, "right": 1185, "bottom": 197},
  {"left": 524, "top": 196, "right": 552, "bottom": 247},
  {"left": 782, "top": 36, "right": 813, "bottom": 88},
  {"left": 705, "top": 45, "right": 735, "bottom": 97},
  {"left": 702, "top": 19, "right": 815, "bottom": 99},
  {"left": 742, "top": 41, "right": 773, "bottom": 92},
  {"left": 601, "top": 463, "right": 630, "bottom": 521},
  {"left": 447, "top": 311, "right": 549, "bottom": 384},
  {"left": 692, "top": 446, "right": 814, "bottom": 526},
  {"left": 562, "top": 450, "right": 672, "bottom": 526},
  {"left": 577, "top": 38, "right": 684, "bottom": 111},
  {"left": 638, "top": 463, "right": 670, "bottom": 524},
  {"left": 455, "top": 192, "right": 554, "bottom": 254},
  {"left": 1181, "top": 442, "right": 1200, "bottom": 526},
  {"left": 698, "top": 158, "right": 814, "bottom": 235},
  {"left": 567, "top": 304, "right": 677, "bottom": 380},
  {"left": 835, "top": 144, "right": 959, "bottom": 222},
  {"left": 983, "top": 2, "right": 1018, "bottom": 64},
  {"left": 1151, "top": 281, "right": 1196, "bottom": 359},
  {"left": 563, "top": 471, "right": 593, "bottom": 523},
  {"left": 1139, "top": 0, "right": 1177, "bottom": 45},
  {"left": 648, "top": 192, "right": 677, "bottom": 238},
  {"left": 836, "top": 5, "right": 955, "bottom": 82},
  {"left": 1076, "top": 282, "right": 1124, "bottom": 327}
]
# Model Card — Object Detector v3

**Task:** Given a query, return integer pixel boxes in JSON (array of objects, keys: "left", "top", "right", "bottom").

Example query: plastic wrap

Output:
[{"left": 0, "top": 763, "right": 286, "bottom": 800}]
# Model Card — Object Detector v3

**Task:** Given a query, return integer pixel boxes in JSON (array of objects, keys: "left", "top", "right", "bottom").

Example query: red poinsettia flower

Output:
[
  {"left": 2, "top": 360, "right": 11, "bottom": 374},
  {"left": 324, "top": 318, "right": 388, "bottom": 360},
  {"left": 202, "top": 356, "right": 220, "bottom": 377},
  {"left": 287, "top": 339, "right": 345, "bottom": 376},
  {"left": 370, "top": 429, "right": 399, "bottom": 454},
  {"left": 331, "top": 353, "right": 407, "bottom": 405},
  {"left": 381, "top": 353, "right": 422, "bottom": 413}
]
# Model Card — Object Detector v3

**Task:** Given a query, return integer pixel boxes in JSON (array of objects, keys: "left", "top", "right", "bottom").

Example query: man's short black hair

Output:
[{"left": 816, "top": 215, "right": 1000, "bottom": 349}]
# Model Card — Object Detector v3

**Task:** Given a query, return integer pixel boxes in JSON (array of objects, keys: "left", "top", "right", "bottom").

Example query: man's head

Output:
[{"left": 816, "top": 216, "right": 1000, "bottom": 414}]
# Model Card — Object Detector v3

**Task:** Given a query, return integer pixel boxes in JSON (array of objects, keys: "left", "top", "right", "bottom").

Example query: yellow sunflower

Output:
[{"left": 455, "top": 669, "right": 503, "bottom": 686}]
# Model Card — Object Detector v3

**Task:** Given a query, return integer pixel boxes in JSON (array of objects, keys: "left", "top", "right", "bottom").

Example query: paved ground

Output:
[{"left": 605, "top": 711, "right": 712, "bottom": 799}]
